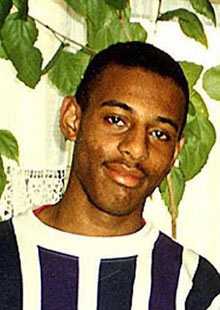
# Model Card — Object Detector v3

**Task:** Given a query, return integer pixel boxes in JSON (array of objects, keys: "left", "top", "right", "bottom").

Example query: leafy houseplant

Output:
[
  {"left": 0, "top": 0, "right": 219, "bottom": 237},
  {"left": 0, "top": 130, "right": 19, "bottom": 201}
]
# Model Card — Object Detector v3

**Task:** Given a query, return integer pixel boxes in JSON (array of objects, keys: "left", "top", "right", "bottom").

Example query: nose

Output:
[{"left": 118, "top": 126, "right": 148, "bottom": 162}]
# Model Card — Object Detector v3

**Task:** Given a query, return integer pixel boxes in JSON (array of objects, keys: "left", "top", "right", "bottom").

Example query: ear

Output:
[
  {"left": 60, "top": 96, "right": 81, "bottom": 141},
  {"left": 172, "top": 135, "right": 185, "bottom": 165}
]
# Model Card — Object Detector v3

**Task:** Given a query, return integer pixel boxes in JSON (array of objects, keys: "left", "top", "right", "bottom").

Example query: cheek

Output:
[
  {"left": 76, "top": 131, "right": 118, "bottom": 173},
  {"left": 148, "top": 146, "right": 176, "bottom": 173},
  {"left": 87, "top": 125, "right": 120, "bottom": 155}
]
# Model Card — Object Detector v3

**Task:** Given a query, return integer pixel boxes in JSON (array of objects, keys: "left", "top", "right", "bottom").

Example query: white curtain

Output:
[
  {"left": 0, "top": 0, "right": 220, "bottom": 269},
  {"left": 0, "top": 0, "right": 85, "bottom": 216}
]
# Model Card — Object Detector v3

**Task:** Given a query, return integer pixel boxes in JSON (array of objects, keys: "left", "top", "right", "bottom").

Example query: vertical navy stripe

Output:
[
  {"left": 38, "top": 247, "right": 79, "bottom": 310},
  {"left": 149, "top": 232, "right": 183, "bottom": 310},
  {"left": 97, "top": 256, "right": 137, "bottom": 310},
  {"left": 186, "top": 256, "right": 220, "bottom": 309},
  {"left": 0, "top": 220, "right": 22, "bottom": 310}
]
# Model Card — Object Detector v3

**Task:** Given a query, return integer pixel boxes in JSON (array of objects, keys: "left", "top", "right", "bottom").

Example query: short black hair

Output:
[{"left": 75, "top": 41, "right": 189, "bottom": 135}]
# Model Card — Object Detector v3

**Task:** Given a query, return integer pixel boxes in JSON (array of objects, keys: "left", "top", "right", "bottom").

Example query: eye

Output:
[
  {"left": 151, "top": 130, "right": 169, "bottom": 141},
  {"left": 105, "top": 115, "right": 125, "bottom": 127}
]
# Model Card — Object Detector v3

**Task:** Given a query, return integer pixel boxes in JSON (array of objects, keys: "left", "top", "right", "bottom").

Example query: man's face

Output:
[{"left": 72, "top": 65, "right": 185, "bottom": 216}]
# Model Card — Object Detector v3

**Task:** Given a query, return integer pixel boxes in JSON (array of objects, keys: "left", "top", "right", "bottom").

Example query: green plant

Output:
[
  {"left": 157, "top": 0, "right": 218, "bottom": 237},
  {"left": 0, "top": 130, "right": 19, "bottom": 200},
  {"left": 0, "top": 0, "right": 219, "bottom": 236}
]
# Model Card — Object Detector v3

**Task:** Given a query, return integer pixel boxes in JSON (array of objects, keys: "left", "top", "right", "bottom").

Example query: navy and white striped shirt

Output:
[{"left": 0, "top": 208, "right": 220, "bottom": 309}]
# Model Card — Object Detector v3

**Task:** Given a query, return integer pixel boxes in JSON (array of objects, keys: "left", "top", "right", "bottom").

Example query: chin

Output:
[
  {"left": 79, "top": 170, "right": 146, "bottom": 217},
  {"left": 91, "top": 190, "right": 142, "bottom": 217},
  {"left": 95, "top": 203, "right": 139, "bottom": 217}
]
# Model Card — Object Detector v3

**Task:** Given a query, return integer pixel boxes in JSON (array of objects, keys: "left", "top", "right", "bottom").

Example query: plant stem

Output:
[
  {"left": 118, "top": 10, "right": 132, "bottom": 41},
  {"left": 167, "top": 173, "right": 177, "bottom": 239},
  {"left": 156, "top": 0, "right": 163, "bottom": 21},
  {"left": 171, "top": 217, "right": 177, "bottom": 240},
  {"left": 30, "top": 15, "right": 96, "bottom": 56}
]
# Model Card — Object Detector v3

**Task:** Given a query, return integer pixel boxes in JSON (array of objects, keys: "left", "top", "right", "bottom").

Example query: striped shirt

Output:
[{"left": 0, "top": 208, "right": 220, "bottom": 310}]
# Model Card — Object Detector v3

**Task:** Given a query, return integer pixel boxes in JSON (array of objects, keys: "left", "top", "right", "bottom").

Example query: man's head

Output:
[
  {"left": 60, "top": 41, "right": 189, "bottom": 217},
  {"left": 75, "top": 41, "right": 189, "bottom": 136}
]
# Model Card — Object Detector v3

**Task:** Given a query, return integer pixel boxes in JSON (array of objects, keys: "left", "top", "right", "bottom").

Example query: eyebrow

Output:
[
  {"left": 101, "top": 100, "right": 133, "bottom": 112},
  {"left": 157, "top": 116, "right": 179, "bottom": 132},
  {"left": 101, "top": 100, "right": 179, "bottom": 132}
]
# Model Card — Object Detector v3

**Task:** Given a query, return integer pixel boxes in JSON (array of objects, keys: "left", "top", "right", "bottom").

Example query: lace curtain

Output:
[
  {"left": 1, "top": 0, "right": 220, "bottom": 269},
  {"left": 0, "top": 0, "right": 78, "bottom": 218}
]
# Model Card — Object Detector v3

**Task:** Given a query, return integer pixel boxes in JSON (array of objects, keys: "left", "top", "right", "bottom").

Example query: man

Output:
[{"left": 0, "top": 42, "right": 220, "bottom": 309}]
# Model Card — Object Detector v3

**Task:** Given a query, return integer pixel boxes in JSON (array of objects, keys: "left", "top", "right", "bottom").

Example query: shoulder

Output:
[
  {"left": 185, "top": 254, "right": 220, "bottom": 309},
  {"left": 0, "top": 218, "right": 22, "bottom": 308},
  {"left": 153, "top": 231, "right": 220, "bottom": 309},
  {"left": 0, "top": 218, "right": 15, "bottom": 242},
  {"left": 0, "top": 218, "right": 18, "bottom": 266},
  {"left": 0, "top": 218, "right": 19, "bottom": 262},
  {"left": 152, "top": 231, "right": 183, "bottom": 261}
]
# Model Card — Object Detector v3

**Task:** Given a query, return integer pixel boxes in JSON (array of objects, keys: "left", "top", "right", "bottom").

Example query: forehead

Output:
[{"left": 88, "top": 65, "right": 186, "bottom": 122}]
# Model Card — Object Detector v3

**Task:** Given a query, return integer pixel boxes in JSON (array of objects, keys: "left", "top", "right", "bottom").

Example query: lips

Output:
[{"left": 104, "top": 162, "right": 145, "bottom": 188}]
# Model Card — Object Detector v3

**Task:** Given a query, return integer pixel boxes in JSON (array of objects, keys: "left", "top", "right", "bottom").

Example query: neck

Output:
[{"left": 38, "top": 172, "right": 145, "bottom": 237}]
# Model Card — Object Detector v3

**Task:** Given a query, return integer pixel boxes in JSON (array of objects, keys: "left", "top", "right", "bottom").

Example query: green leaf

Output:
[
  {"left": 63, "top": 0, "right": 88, "bottom": 17},
  {"left": 86, "top": 5, "right": 118, "bottom": 51},
  {"left": 158, "top": 9, "right": 208, "bottom": 47},
  {"left": 0, "top": 40, "right": 8, "bottom": 59},
  {"left": 89, "top": 17, "right": 147, "bottom": 51},
  {"left": 87, "top": 0, "right": 114, "bottom": 26},
  {"left": 123, "top": 21, "right": 147, "bottom": 42},
  {"left": 68, "top": 0, "right": 147, "bottom": 52},
  {"left": 88, "top": 18, "right": 120, "bottom": 51},
  {"left": 12, "top": 0, "right": 28, "bottom": 18},
  {"left": 186, "top": 101, "right": 196, "bottom": 124},
  {"left": 179, "top": 61, "right": 203, "bottom": 91},
  {"left": 203, "top": 65, "right": 220, "bottom": 100},
  {"left": 105, "top": 0, "right": 128, "bottom": 10},
  {"left": 1, "top": 13, "right": 38, "bottom": 46},
  {"left": 0, "top": 130, "right": 19, "bottom": 163},
  {"left": 86, "top": 1, "right": 146, "bottom": 51},
  {"left": 189, "top": 0, "right": 216, "bottom": 26},
  {"left": 48, "top": 50, "right": 91, "bottom": 95},
  {"left": 87, "top": 0, "right": 115, "bottom": 50},
  {"left": 159, "top": 167, "right": 185, "bottom": 215},
  {"left": 1, "top": 13, "right": 43, "bottom": 88},
  {"left": 0, "top": 0, "right": 12, "bottom": 28},
  {"left": 179, "top": 115, "right": 215, "bottom": 180},
  {"left": 179, "top": 17, "right": 207, "bottom": 48},
  {"left": 190, "top": 89, "right": 209, "bottom": 118},
  {"left": 0, "top": 156, "right": 7, "bottom": 198}
]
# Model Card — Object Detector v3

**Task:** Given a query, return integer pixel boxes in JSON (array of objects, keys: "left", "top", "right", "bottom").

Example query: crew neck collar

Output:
[{"left": 13, "top": 208, "right": 159, "bottom": 259}]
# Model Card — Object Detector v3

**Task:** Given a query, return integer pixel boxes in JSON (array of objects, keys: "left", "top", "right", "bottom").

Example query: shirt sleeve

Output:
[{"left": 185, "top": 256, "right": 220, "bottom": 310}]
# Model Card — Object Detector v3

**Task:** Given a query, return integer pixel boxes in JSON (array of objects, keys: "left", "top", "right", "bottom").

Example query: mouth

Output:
[{"left": 103, "top": 162, "right": 145, "bottom": 188}]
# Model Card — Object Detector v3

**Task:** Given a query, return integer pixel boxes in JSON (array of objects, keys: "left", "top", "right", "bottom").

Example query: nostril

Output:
[{"left": 118, "top": 129, "right": 148, "bottom": 161}]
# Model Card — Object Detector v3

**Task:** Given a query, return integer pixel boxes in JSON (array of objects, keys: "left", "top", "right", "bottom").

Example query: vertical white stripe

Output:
[
  {"left": 131, "top": 250, "right": 155, "bottom": 309},
  {"left": 176, "top": 248, "right": 199, "bottom": 310},
  {"left": 78, "top": 256, "right": 100, "bottom": 310},
  {"left": 13, "top": 217, "right": 41, "bottom": 310}
]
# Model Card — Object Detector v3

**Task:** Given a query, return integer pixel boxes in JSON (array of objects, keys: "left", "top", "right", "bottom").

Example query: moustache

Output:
[{"left": 103, "top": 159, "right": 147, "bottom": 178}]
